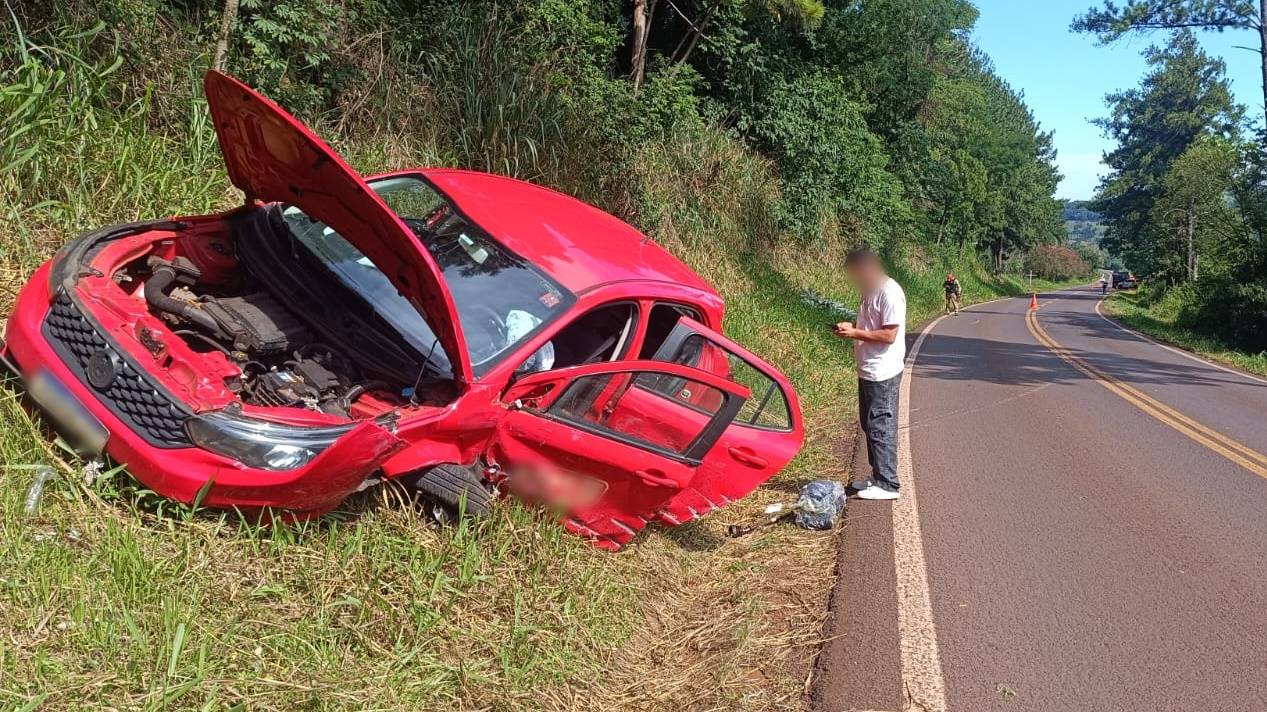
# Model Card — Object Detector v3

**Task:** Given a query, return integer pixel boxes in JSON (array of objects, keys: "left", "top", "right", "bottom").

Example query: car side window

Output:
[
  {"left": 547, "top": 372, "right": 727, "bottom": 455},
  {"left": 516, "top": 303, "right": 637, "bottom": 376},
  {"left": 642, "top": 333, "right": 792, "bottom": 432},
  {"left": 639, "top": 303, "right": 702, "bottom": 359}
]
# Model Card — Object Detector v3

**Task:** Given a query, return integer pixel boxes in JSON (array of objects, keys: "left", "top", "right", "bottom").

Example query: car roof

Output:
[{"left": 422, "top": 169, "right": 716, "bottom": 296}]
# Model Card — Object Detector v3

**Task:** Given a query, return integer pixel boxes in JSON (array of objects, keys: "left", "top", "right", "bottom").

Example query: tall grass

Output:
[
  {"left": 0, "top": 15, "right": 228, "bottom": 277},
  {"left": 417, "top": 7, "right": 628, "bottom": 212},
  {"left": 425, "top": 10, "right": 569, "bottom": 183}
]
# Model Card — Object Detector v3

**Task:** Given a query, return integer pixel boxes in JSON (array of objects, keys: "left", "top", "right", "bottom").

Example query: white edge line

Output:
[
  {"left": 888, "top": 296, "right": 1001, "bottom": 712},
  {"left": 882, "top": 291, "right": 1027, "bottom": 711},
  {"left": 1094, "top": 298, "right": 1267, "bottom": 386}
]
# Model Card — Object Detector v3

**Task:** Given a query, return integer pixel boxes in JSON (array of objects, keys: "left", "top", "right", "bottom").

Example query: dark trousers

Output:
[{"left": 859, "top": 374, "right": 901, "bottom": 491}]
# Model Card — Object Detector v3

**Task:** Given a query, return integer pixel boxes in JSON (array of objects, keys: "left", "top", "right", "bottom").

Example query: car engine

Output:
[{"left": 141, "top": 255, "right": 382, "bottom": 417}]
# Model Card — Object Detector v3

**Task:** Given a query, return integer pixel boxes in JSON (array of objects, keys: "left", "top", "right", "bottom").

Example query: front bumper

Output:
[{"left": 4, "top": 244, "right": 405, "bottom": 516}]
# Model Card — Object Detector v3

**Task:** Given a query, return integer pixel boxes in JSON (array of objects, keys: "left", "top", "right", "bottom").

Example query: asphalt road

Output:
[{"left": 813, "top": 286, "right": 1267, "bottom": 712}]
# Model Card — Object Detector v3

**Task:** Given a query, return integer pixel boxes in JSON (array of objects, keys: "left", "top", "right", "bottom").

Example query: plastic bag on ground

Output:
[{"left": 794, "top": 480, "right": 847, "bottom": 530}]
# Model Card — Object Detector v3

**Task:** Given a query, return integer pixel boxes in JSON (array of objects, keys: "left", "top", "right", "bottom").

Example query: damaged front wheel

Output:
[{"left": 404, "top": 463, "right": 493, "bottom": 519}]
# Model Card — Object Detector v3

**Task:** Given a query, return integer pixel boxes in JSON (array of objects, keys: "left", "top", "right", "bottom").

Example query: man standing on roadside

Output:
[{"left": 834, "top": 248, "right": 907, "bottom": 501}]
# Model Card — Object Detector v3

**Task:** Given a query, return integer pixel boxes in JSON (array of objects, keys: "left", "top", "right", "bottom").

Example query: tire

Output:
[{"left": 404, "top": 463, "right": 493, "bottom": 518}]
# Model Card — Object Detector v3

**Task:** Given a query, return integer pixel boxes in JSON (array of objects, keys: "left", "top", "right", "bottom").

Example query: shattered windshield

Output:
[{"left": 280, "top": 175, "right": 574, "bottom": 377}]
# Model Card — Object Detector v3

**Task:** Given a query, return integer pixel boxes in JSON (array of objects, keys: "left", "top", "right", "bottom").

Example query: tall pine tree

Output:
[{"left": 1092, "top": 31, "right": 1242, "bottom": 275}]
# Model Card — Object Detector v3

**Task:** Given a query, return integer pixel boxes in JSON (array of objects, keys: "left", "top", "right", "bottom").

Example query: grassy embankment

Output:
[
  {"left": 0, "top": 30, "right": 1078, "bottom": 712},
  {"left": 1106, "top": 290, "right": 1267, "bottom": 378}
]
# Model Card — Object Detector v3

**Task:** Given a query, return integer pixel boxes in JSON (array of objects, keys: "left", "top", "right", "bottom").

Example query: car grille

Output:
[{"left": 42, "top": 294, "right": 192, "bottom": 447}]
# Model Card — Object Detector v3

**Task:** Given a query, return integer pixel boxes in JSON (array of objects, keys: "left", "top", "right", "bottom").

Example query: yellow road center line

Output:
[
  {"left": 1026, "top": 307, "right": 1267, "bottom": 480},
  {"left": 1029, "top": 309, "right": 1267, "bottom": 469}
]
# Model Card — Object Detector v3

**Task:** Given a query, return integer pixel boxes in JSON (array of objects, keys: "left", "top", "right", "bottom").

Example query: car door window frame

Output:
[
  {"left": 646, "top": 321, "right": 794, "bottom": 433},
  {"left": 508, "top": 362, "right": 750, "bottom": 465},
  {"left": 511, "top": 300, "right": 640, "bottom": 377},
  {"left": 637, "top": 301, "right": 703, "bottom": 360}
]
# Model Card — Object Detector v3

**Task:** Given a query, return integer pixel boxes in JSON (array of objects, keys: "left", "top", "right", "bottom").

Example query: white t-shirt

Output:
[{"left": 854, "top": 277, "right": 907, "bottom": 382}]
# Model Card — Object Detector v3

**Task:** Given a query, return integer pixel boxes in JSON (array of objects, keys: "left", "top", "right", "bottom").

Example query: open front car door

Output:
[{"left": 489, "top": 360, "right": 752, "bottom": 549}]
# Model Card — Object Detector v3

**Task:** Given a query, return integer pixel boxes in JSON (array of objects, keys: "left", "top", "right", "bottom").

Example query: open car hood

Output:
[{"left": 203, "top": 70, "right": 472, "bottom": 386}]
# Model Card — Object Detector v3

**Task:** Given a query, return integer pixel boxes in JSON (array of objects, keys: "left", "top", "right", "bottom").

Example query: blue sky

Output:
[{"left": 970, "top": 1, "right": 1264, "bottom": 200}]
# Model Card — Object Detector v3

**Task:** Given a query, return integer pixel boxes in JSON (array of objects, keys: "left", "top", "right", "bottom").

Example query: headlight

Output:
[{"left": 185, "top": 411, "right": 354, "bottom": 471}]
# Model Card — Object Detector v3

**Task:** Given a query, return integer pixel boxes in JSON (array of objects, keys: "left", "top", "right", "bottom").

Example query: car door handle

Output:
[
  {"left": 635, "top": 469, "right": 680, "bottom": 489},
  {"left": 727, "top": 447, "right": 768, "bottom": 468}
]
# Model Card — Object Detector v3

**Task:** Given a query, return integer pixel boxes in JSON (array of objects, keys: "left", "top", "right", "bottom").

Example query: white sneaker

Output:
[{"left": 855, "top": 485, "right": 900, "bottom": 501}]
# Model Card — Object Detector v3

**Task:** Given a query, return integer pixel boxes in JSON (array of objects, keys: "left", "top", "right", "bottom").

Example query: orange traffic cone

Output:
[{"left": 1029, "top": 293, "right": 1039, "bottom": 311}]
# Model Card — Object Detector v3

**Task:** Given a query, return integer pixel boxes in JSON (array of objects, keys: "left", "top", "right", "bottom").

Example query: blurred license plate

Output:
[{"left": 28, "top": 369, "right": 108, "bottom": 454}]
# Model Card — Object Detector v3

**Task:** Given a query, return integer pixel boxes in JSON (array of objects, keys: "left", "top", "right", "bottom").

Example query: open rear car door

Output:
[
  {"left": 640, "top": 317, "right": 804, "bottom": 526},
  {"left": 490, "top": 360, "right": 752, "bottom": 549},
  {"left": 489, "top": 319, "right": 803, "bottom": 549}
]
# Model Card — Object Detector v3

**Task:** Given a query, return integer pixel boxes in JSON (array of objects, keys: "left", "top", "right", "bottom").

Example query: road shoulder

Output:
[
  {"left": 808, "top": 300, "right": 1014, "bottom": 712},
  {"left": 1098, "top": 296, "right": 1267, "bottom": 385}
]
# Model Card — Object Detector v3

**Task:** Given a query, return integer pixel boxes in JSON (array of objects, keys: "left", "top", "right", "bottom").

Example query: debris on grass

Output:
[
  {"left": 793, "top": 480, "right": 847, "bottom": 531},
  {"left": 22, "top": 465, "right": 54, "bottom": 515},
  {"left": 800, "top": 288, "right": 858, "bottom": 322},
  {"left": 81, "top": 458, "right": 102, "bottom": 487}
]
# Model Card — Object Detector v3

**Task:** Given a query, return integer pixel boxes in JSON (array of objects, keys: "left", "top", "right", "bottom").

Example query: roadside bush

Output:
[
  {"left": 1023, "top": 244, "right": 1090, "bottom": 281},
  {"left": 746, "top": 71, "right": 910, "bottom": 243},
  {"left": 1130, "top": 277, "right": 1267, "bottom": 354},
  {"left": 1138, "top": 280, "right": 1200, "bottom": 320},
  {"left": 1191, "top": 277, "right": 1267, "bottom": 353}
]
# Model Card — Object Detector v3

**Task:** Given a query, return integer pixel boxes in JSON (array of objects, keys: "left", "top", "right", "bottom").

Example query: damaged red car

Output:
[{"left": 1, "top": 71, "right": 803, "bottom": 549}]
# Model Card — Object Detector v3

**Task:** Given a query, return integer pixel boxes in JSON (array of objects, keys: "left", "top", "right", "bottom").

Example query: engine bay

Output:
[{"left": 129, "top": 249, "right": 404, "bottom": 420}]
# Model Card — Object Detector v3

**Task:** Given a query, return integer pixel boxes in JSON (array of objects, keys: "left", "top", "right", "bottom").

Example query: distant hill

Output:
[{"left": 1064, "top": 200, "right": 1105, "bottom": 245}]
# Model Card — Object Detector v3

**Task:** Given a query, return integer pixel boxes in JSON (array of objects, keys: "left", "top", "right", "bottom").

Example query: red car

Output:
[{"left": 1, "top": 72, "right": 803, "bottom": 549}]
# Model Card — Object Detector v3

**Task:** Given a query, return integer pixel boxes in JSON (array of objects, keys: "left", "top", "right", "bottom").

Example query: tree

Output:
[
  {"left": 212, "top": 0, "right": 240, "bottom": 71},
  {"left": 1152, "top": 137, "right": 1243, "bottom": 280},
  {"left": 628, "top": 0, "right": 823, "bottom": 90},
  {"left": 921, "top": 42, "right": 1064, "bottom": 264},
  {"left": 1072, "top": 240, "right": 1110, "bottom": 269},
  {"left": 817, "top": 0, "right": 979, "bottom": 141},
  {"left": 629, "top": 0, "right": 656, "bottom": 91},
  {"left": 1072, "top": 0, "right": 1267, "bottom": 126},
  {"left": 1091, "top": 31, "right": 1242, "bottom": 275}
]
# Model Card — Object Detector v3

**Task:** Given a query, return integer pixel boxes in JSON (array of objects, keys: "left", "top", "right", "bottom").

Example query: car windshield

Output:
[{"left": 280, "top": 175, "right": 574, "bottom": 378}]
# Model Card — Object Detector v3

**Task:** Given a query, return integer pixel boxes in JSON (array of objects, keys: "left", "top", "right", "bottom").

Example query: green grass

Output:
[
  {"left": 1106, "top": 290, "right": 1267, "bottom": 378},
  {"left": 1, "top": 463, "right": 636, "bottom": 709}
]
